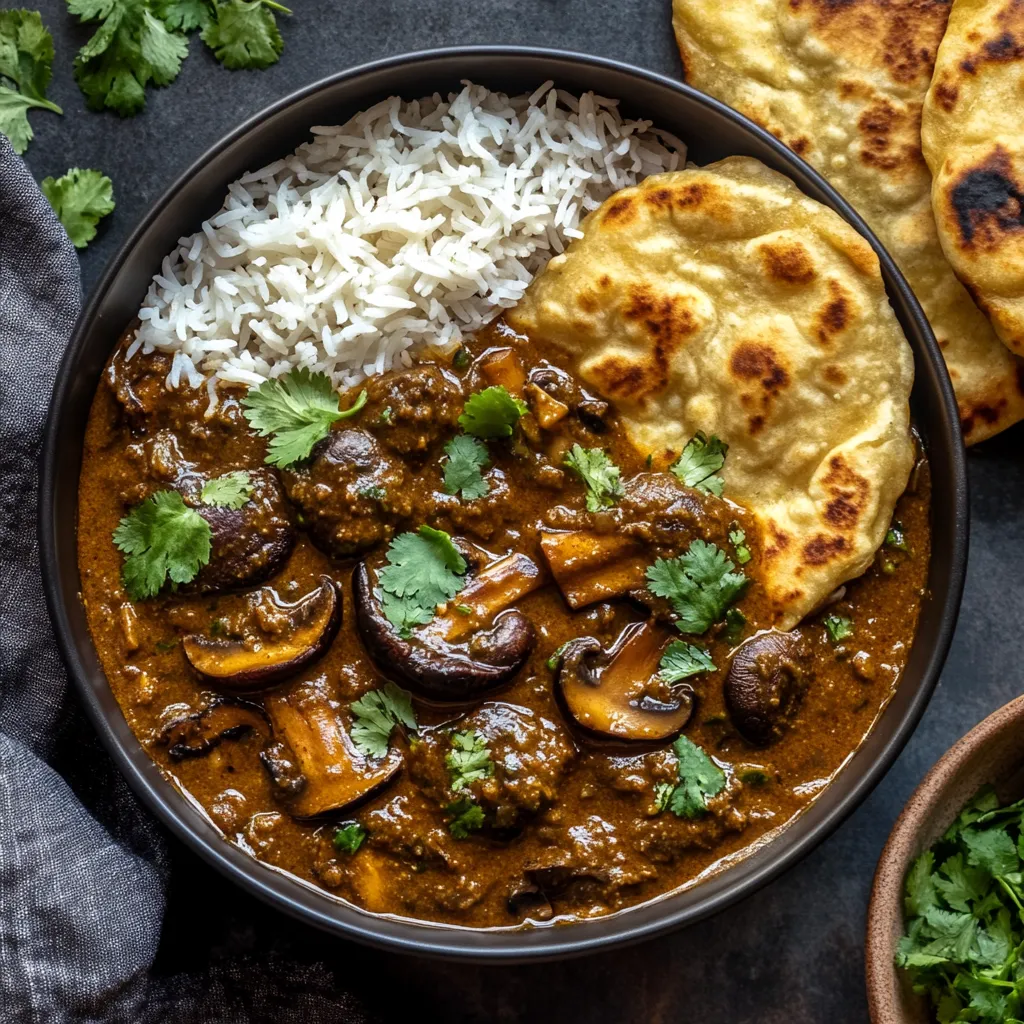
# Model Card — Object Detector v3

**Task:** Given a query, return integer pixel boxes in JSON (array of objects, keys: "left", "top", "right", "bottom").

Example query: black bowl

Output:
[{"left": 39, "top": 46, "right": 968, "bottom": 961}]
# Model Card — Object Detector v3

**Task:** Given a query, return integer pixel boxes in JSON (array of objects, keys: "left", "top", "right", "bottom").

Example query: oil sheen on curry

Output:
[{"left": 78, "top": 318, "right": 931, "bottom": 929}]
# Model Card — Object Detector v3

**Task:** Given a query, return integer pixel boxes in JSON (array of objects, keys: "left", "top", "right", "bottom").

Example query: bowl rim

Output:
[{"left": 39, "top": 44, "right": 969, "bottom": 962}]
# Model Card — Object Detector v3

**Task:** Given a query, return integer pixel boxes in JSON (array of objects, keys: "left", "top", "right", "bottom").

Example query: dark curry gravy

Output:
[{"left": 77, "top": 322, "right": 931, "bottom": 928}]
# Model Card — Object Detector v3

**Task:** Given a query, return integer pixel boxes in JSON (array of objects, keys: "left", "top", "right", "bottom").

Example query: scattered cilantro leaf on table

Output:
[
  {"left": 199, "top": 470, "right": 252, "bottom": 508},
  {"left": 446, "top": 730, "right": 493, "bottom": 792},
  {"left": 563, "top": 444, "right": 623, "bottom": 512},
  {"left": 67, "top": 0, "right": 189, "bottom": 117},
  {"left": 241, "top": 368, "right": 366, "bottom": 467},
  {"left": 201, "top": 0, "right": 288, "bottom": 70},
  {"left": 40, "top": 168, "right": 115, "bottom": 248},
  {"left": 154, "top": 0, "right": 212, "bottom": 31},
  {"left": 0, "top": 9, "right": 62, "bottom": 154},
  {"left": 670, "top": 432, "right": 728, "bottom": 496},
  {"left": 377, "top": 525, "right": 467, "bottom": 634},
  {"left": 458, "top": 385, "right": 527, "bottom": 439},
  {"left": 446, "top": 797, "right": 485, "bottom": 838},
  {"left": 656, "top": 736, "right": 726, "bottom": 820},
  {"left": 646, "top": 539, "right": 748, "bottom": 635},
  {"left": 823, "top": 613, "right": 854, "bottom": 644},
  {"left": 658, "top": 640, "right": 716, "bottom": 683},
  {"left": 442, "top": 434, "right": 490, "bottom": 500},
  {"left": 349, "top": 682, "right": 416, "bottom": 759},
  {"left": 112, "top": 490, "right": 211, "bottom": 599},
  {"left": 331, "top": 822, "right": 366, "bottom": 855}
]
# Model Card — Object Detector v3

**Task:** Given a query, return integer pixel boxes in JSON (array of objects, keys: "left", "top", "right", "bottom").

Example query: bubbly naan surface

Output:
[
  {"left": 509, "top": 158, "right": 914, "bottom": 630},
  {"left": 923, "top": 0, "right": 1024, "bottom": 357},
  {"left": 672, "top": 0, "right": 1024, "bottom": 444}
]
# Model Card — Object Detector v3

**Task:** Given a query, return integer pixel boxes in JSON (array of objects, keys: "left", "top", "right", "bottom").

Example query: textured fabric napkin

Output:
[{"left": 0, "top": 139, "right": 373, "bottom": 1023}]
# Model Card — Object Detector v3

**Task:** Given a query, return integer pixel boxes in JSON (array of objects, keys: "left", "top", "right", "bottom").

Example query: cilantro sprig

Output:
[
  {"left": 446, "top": 730, "right": 493, "bottom": 792},
  {"left": 564, "top": 444, "right": 623, "bottom": 512},
  {"left": 199, "top": 470, "right": 252, "bottom": 509},
  {"left": 658, "top": 641, "right": 716, "bottom": 683},
  {"left": 646, "top": 540, "right": 748, "bottom": 635},
  {"left": 241, "top": 368, "right": 366, "bottom": 467},
  {"left": 41, "top": 168, "right": 115, "bottom": 249},
  {"left": 442, "top": 434, "right": 490, "bottom": 501},
  {"left": 112, "top": 490, "right": 211, "bottom": 600},
  {"left": 332, "top": 822, "right": 366, "bottom": 855},
  {"left": 377, "top": 525, "right": 467, "bottom": 634},
  {"left": 200, "top": 0, "right": 288, "bottom": 70},
  {"left": 349, "top": 682, "right": 417, "bottom": 759},
  {"left": 0, "top": 9, "right": 62, "bottom": 154},
  {"left": 446, "top": 797, "right": 485, "bottom": 838},
  {"left": 655, "top": 736, "right": 726, "bottom": 819},
  {"left": 458, "top": 385, "right": 527, "bottom": 439},
  {"left": 823, "top": 614, "right": 854, "bottom": 644},
  {"left": 729, "top": 524, "right": 751, "bottom": 565},
  {"left": 670, "top": 432, "right": 728, "bottom": 496},
  {"left": 898, "top": 787, "right": 1024, "bottom": 1023}
]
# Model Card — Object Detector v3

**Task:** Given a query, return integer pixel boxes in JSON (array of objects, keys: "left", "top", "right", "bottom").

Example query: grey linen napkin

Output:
[{"left": 0, "top": 139, "right": 376, "bottom": 1024}]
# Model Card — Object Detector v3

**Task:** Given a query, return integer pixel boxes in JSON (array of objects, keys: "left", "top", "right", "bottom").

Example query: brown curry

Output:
[{"left": 77, "top": 322, "right": 931, "bottom": 928}]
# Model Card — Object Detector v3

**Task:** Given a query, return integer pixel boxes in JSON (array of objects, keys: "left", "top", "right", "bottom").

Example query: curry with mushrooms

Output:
[{"left": 77, "top": 322, "right": 931, "bottom": 927}]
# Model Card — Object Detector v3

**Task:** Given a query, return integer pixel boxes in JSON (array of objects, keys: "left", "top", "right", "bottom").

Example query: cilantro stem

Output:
[
  {"left": 261, "top": 0, "right": 293, "bottom": 11},
  {"left": 26, "top": 96, "right": 62, "bottom": 114},
  {"left": 999, "top": 874, "right": 1024, "bottom": 919}
]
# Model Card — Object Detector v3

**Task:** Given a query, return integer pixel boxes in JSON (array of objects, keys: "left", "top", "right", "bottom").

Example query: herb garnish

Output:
[
  {"left": 332, "top": 822, "right": 366, "bottom": 854},
  {"left": 446, "top": 730, "right": 493, "bottom": 792},
  {"left": 442, "top": 434, "right": 490, "bottom": 500},
  {"left": 40, "top": 168, "right": 115, "bottom": 249},
  {"left": 887, "top": 520, "right": 909, "bottom": 553},
  {"left": 446, "top": 797, "right": 485, "bottom": 838},
  {"left": 670, "top": 432, "right": 728, "bottom": 496},
  {"left": 646, "top": 540, "right": 748, "bottom": 635},
  {"left": 113, "top": 490, "right": 211, "bottom": 600},
  {"left": 241, "top": 368, "right": 366, "bottom": 467},
  {"left": 658, "top": 640, "right": 716, "bottom": 683},
  {"left": 729, "top": 524, "right": 752, "bottom": 565},
  {"left": 657, "top": 736, "right": 726, "bottom": 819},
  {"left": 563, "top": 444, "right": 623, "bottom": 512},
  {"left": 824, "top": 614, "right": 854, "bottom": 643},
  {"left": 458, "top": 385, "right": 527, "bottom": 439},
  {"left": 200, "top": 470, "right": 253, "bottom": 509},
  {"left": 377, "top": 525, "right": 467, "bottom": 634},
  {"left": 724, "top": 607, "right": 747, "bottom": 645},
  {"left": 897, "top": 787, "right": 1024, "bottom": 1023},
  {"left": 0, "top": 9, "right": 62, "bottom": 154},
  {"left": 349, "top": 682, "right": 417, "bottom": 759},
  {"left": 200, "top": 0, "right": 289, "bottom": 70}
]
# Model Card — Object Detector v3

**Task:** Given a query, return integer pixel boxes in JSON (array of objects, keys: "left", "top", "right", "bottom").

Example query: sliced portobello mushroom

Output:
[
  {"left": 159, "top": 698, "right": 268, "bottom": 760},
  {"left": 555, "top": 620, "right": 693, "bottom": 742},
  {"left": 354, "top": 552, "right": 541, "bottom": 701},
  {"left": 539, "top": 530, "right": 647, "bottom": 610},
  {"left": 182, "top": 577, "right": 341, "bottom": 692},
  {"left": 724, "top": 630, "right": 812, "bottom": 746},
  {"left": 262, "top": 675, "right": 402, "bottom": 819}
]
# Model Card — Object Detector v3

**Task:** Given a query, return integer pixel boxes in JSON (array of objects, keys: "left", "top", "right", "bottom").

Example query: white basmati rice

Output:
[{"left": 131, "top": 81, "right": 685, "bottom": 400}]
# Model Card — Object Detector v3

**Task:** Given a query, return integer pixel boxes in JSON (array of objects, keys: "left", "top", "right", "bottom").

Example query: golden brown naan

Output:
[
  {"left": 672, "top": 0, "right": 1024, "bottom": 443},
  {"left": 510, "top": 158, "right": 914, "bottom": 630},
  {"left": 923, "top": 0, "right": 1024, "bottom": 357}
]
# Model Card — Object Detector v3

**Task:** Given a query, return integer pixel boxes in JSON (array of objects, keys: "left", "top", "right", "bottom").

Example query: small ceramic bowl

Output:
[{"left": 866, "top": 695, "right": 1024, "bottom": 1023}]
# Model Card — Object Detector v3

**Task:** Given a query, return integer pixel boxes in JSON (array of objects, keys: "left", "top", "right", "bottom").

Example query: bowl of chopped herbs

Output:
[{"left": 867, "top": 695, "right": 1024, "bottom": 1023}]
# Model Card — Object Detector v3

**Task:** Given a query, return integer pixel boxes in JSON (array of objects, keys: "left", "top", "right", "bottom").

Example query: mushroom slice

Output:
[
  {"left": 182, "top": 577, "right": 341, "bottom": 692},
  {"left": 539, "top": 530, "right": 647, "bottom": 610},
  {"left": 556, "top": 621, "right": 693, "bottom": 742},
  {"left": 160, "top": 699, "right": 268, "bottom": 760},
  {"left": 353, "top": 553, "right": 539, "bottom": 701},
  {"left": 263, "top": 675, "right": 402, "bottom": 819},
  {"left": 724, "top": 631, "right": 812, "bottom": 747}
]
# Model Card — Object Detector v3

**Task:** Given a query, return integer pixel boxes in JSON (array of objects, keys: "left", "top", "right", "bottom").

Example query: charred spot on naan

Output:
[
  {"left": 758, "top": 239, "right": 817, "bottom": 286},
  {"left": 857, "top": 98, "right": 925, "bottom": 177},
  {"left": 801, "top": 533, "right": 849, "bottom": 568},
  {"left": 814, "top": 280, "right": 855, "bottom": 344},
  {"left": 822, "top": 454, "right": 870, "bottom": 531},
  {"left": 601, "top": 195, "right": 638, "bottom": 227},
  {"left": 730, "top": 339, "right": 791, "bottom": 433},
  {"left": 946, "top": 146, "right": 1024, "bottom": 250}
]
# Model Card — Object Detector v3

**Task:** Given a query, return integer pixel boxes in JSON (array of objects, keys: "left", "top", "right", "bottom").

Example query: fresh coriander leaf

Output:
[
  {"left": 739, "top": 769, "right": 769, "bottom": 787},
  {"left": 241, "top": 368, "right": 366, "bottom": 467},
  {"left": 0, "top": 9, "right": 62, "bottom": 154},
  {"left": 446, "top": 797, "right": 485, "bottom": 838},
  {"left": 934, "top": 853, "right": 988, "bottom": 913},
  {"left": 963, "top": 827, "right": 1019, "bottom": 877},
  {"left": 445, "top": 730, "right": 493, "bottom": 792},
  {"left": 724, "top": 607, "right": 746, "bottom": 645},
  {"left": 904, "top": 850, "right": 938, "bottom": 918},
  {"left": 823, "top": 614, "right": 854, "bottom": 643},
  {"left": 201, "top": 0, "right": 288, "bottom": 70},
  {"left": 458, "top": 385, "right": 527, "bottom": 439},
  {"left": 886, "top": 520, "right": 909, "bottom": 553},
  {"left": 666, "top": 736, "right": 726, "bottom": 819},
  {"left": 68, "top": 0, "right": 189, "bottom": 117},
  {"left": 670, "top": 432, "right": 727, "bottom": 496},
  {"left": 646, "top": 539, "right": 748, "bottom": 635},
  {"left": 154, "top": 0, "right": 212, "bottom": 31},
  {"left": 332, "top": 822, "right": 365, "bottom": 854},
  {"left": 728, "top": 524, "right": 751, "bottom": 565},
  {"left": 349, "top": 682, "right": 417, "bottom": 759},
  {"left": 200, "top": 470, "right": 253, "bottom": 509},
  {"left": 653, "top": 781, "right": 674, "bottom": 813},
  {"left": 443, "top": 434, "right": 490, "bottom": 500},
  {"left": 40, "top": 168, "right": 114, "bottom": 249},
  {"left": 974, "top": 908, "right": 1014, "bottom": 968},
  {"left": 563, "top": 444, "right": 623, "bottom": 512},
  {"left": 112, "top": 490, "right": 211, "bottom": 599},
  {"left": 658, "top": 640, "right": 716, "bottom": 683},
  {"left": 960, "top": 974, "right": 1008, "bottom": 1020},
  {"left": 377, "top": 525, "right": 467, "bottom": 634}
]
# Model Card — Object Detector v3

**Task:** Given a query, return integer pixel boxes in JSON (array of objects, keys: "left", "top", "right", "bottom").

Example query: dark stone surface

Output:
[{"left": 23, "top": 1, "right": 1024, "bottom": 1020}]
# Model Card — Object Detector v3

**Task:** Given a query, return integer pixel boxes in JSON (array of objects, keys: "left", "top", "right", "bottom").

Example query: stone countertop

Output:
[{"left": 23, "top": 1, "right": 1024, "bottom": 1020}]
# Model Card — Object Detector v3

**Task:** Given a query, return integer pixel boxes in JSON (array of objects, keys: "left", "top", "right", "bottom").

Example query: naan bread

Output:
[
  {"left": 509, "top": 158, "right": 914, "bottom": 630},
  {"left": 672, "top": 0, "right": 1024, "bottom": 444},
  {"left": 923, "top": 0, "right": 1024, "bottom": 357}
]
